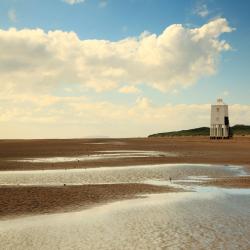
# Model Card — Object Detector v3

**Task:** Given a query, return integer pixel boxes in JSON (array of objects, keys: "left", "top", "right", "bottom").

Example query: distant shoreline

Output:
[{"left": 148, "top": 124, "right": 250, "bottom": 137}]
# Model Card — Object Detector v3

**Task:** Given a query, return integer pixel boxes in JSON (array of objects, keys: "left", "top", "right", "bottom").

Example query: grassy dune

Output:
[{"left": 149, "top": 125, "right": 250, "bottom": 137}]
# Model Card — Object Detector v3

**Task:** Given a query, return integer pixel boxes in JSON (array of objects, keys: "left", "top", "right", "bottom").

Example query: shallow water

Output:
[
  {"left": 0, "top": 164, "right": 249, "bottom": 249},
  {"left": 0, "top": 164, "right": 246, "bottom": 186},
  {"left": 10, "top": 150, "right": 175, "bottom": 163},
  {"left": 83, "top": 141, "right": 127, "bottom": 145},
  {"left": 0, "top": 191, "right": 249, "bottom": 250}
]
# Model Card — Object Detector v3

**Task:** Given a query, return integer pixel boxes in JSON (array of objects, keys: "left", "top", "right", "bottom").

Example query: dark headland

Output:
[{"left": 148, "top": 124, "right": 250, "bottom": 137}]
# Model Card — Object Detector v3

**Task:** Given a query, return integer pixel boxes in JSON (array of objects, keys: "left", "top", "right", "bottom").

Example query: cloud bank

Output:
[
  {"left": 0, "top": 18, "right": 244, "bottom": 138},
  {"left": 0, "top": 92, "right": 249, "bottom": 138},
  {"left": 0, "top": 18, "right": 233, "bottom": 94}
]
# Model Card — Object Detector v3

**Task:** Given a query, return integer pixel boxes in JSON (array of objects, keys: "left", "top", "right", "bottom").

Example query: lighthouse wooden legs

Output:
[{"left": 210, "top": 124, "right": 230, "bottom": 139}]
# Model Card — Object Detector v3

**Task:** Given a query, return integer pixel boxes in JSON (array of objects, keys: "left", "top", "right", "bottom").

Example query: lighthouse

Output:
[{"left": 210, "top": 99, "right": 230, "bottom": 139}]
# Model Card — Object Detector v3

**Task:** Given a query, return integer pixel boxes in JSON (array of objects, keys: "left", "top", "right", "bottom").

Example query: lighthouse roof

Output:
[{"left": 216, "top": 98, "right": 226, "bottom": 105}]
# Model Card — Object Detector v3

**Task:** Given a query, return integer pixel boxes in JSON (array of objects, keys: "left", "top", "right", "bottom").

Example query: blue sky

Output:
[{"left": 0, "top": 0, "right": 249, "bottom": 138}]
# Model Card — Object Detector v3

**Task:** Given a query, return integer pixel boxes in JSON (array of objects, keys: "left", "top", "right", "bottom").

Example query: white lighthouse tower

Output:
[{"left": 210, "top": 99, "right": 230, "bottom": 139}]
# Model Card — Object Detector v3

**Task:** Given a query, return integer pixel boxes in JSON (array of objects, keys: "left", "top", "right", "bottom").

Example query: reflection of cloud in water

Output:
[
  {"left": 0, "top": 191, "right": 249, "bottom": 250},
  {"left": 10, "top": 150, "right": 176, "bottom": 163},
  {"left": 83, "top": 141, "right": 127, "bottom": 145},
  {"left": 0, "top": 164, "right": 249, "bottom": 249}
]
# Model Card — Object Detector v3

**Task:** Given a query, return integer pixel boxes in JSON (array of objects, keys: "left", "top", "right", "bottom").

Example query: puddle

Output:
[
  {"left": 144, "top": 176, "right": 250, "bottom": 195},
  {"left": 187, "top": 175, "right": 212, "bottom": 180},
  {"left": 225, "top": 165, "right": 249, "bottom": 176},
  {"left": 83, "top": 141, "right": 127, "bottom": 145},
  {"left": 192, "top": 186, "right": 250, "bottom": 195},
  {"left": 10, "top": 150, "right": 176, "bottom": 163}
]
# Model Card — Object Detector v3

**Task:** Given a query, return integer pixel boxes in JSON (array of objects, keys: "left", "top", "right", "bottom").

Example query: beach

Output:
[
  {"left": 0, "top": 137, "right": 250, "bottom": 249},
  {"left": 1, "top": 136, "right": 250, "bottom": 170}
]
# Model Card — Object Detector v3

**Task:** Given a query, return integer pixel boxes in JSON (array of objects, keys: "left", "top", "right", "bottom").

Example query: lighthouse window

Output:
[
  {"left": 216, "top": 108, "right": 220, "bottom": 112},
  {"left": 224, "top": 116, "right": 229, "bottom": 125}
]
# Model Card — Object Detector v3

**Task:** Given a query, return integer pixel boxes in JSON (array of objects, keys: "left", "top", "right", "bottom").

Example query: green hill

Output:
[
  {"left": 148, "top": 125, "right": 250, "bottom": 137},
  {"left": 232, "top": 124, "right": 250, "bottom": 135}
]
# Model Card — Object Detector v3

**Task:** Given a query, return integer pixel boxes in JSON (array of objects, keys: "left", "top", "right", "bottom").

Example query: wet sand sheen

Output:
[
  {"left": 0, "top": 163, "right": 247, "bottom": 186},
  {"left": 0, "top": 137, "right": 250, "bottom": 249},
  {"left": 0, "top": 192, "right": 249, "bottom": 250},
  {"left": 1, "top": 137, "right": 250, "bottom": 171},
  {"left": 0, "top": 184, "right": 180, "bottom": 218},
  {"left": 10, "top": 150, "right": 176, "bottom": 163},
  {"left": 0, "top": 163, "right": 249, "bottom": 219},
  {"left": 202, "top": 176, "right": 250, "bottom": 188}
]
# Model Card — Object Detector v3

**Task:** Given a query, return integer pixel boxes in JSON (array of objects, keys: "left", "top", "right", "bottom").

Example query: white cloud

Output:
[
  {"left": 230, "top": 104, "right": 250, "bottom": 125},
  {"left": 63, "top": 0, "right": 85, "bottom": 5},
  {"left": 1, "top": 92, "right": 249, "bottom": 138},
  {"left": 0, "top": 18, "right": 238, "bottom": 138},
  {"left": 64, "top": 87, "right": 74, "bottom": 92},
  {"left": 8, "top": 9, "right": 17, "bottom": 23},
  {"left": 119, "top": 85, "right": 140, "bottom": 94},
  {"left": 0, "top": 18, "right": 233, "bottom": 95},
  {"left": 194, "top": 2, "right": 209, "bottom": 17}
]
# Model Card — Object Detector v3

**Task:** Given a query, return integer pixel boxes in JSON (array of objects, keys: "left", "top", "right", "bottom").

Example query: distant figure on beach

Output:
[{"left": 169, "top": 177, "right": 172, "bottom": 182}]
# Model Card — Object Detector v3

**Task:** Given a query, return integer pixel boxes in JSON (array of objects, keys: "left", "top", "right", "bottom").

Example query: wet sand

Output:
[
  {"left": 0, "top": 137, "right": 250, "bottom": 249},
  {"left": 1, "top": 191, "right": 249, "bottom": 250},
  {"left": 0, "top": 137, "right": 249, "bottom": 218},
  {"left": 0, "top": 184, "right": 179, "bottom": 219},
  {"left": 0, "top": 162, "right": 249, "bottom": 218},
  {"left": 203, "top": 176, "right": 250, "bottom": 188},
  {"left": 0, "top": 136, "right": 250, "bottom": 171}
]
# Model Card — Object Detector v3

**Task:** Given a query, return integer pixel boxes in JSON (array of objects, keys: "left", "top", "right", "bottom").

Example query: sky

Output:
[{"left": 0, "top": 0, "right": 250, "bottom": 138}]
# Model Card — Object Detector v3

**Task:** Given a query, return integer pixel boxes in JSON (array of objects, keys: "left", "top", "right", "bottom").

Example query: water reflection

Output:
[
  {"left": 0, "top": 164, "right": 247, "bottom": 186},
  {"left": 0, "top": 191, "right": 249, "bottom": 250},
  {"left": 0, "top": 163, "right": 249, "bottom": 249},
  {"left": 10, "top": 150, "right": 176, "bottom": 163}
]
